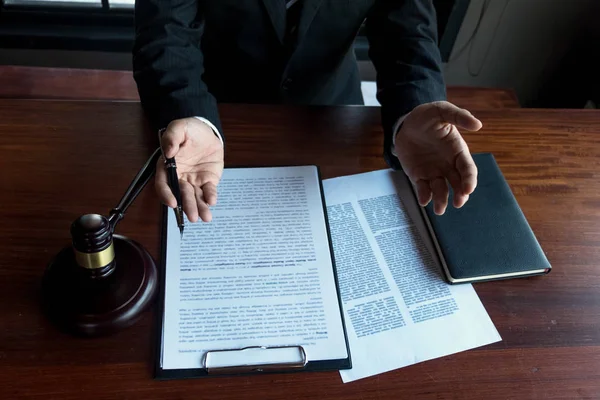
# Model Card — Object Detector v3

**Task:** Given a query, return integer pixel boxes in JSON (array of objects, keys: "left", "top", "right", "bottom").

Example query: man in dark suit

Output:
[{"left": 133, "top": 0, "right": 482, "bottom": 222}]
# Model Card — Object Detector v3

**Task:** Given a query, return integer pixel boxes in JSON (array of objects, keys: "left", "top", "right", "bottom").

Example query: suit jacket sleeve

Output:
[
  {"left": 132, "top": 0, "right": 223, "bottom": 135},
  {"left": 365, "top": 0, "right": 446, "bottom": 169}
]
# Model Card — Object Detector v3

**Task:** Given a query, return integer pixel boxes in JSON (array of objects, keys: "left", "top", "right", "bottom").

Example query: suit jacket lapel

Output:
[
  {"left": 262, "top": 0, "right": 286, "bottom": 44},
  {"left": 297, "top": 0, "right": 323, "bottom": 40}
]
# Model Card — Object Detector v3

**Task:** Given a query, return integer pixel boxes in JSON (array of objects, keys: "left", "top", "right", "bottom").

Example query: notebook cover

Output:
[{"left": 423, "top": 153, "right": 551, "bottom": 284}]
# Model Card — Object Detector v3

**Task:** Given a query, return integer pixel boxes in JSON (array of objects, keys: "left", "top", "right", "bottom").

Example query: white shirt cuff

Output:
[
  {"left": 390, "top": 113, "right": 409, "bottom": 158},
  {"left": 193, "top": 116, "right": 224, "bottom": 146}
]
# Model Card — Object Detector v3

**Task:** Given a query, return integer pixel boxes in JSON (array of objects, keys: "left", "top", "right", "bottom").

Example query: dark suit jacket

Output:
[{"left": 133, "top": 0, "right": 446, "bottom": 168}]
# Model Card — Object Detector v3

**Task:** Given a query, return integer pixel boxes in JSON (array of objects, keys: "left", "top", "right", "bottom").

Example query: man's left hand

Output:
[{"left": 394, "top": 101, "right": 483, "bottom": 215}]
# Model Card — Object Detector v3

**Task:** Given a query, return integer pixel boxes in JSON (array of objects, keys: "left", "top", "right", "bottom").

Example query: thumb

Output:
[
  {"left": 160, "top": 119, "right": 188, "bottom": 159},
  {"left": 434, "top": 101, "right": 483, "bottom": 132}
]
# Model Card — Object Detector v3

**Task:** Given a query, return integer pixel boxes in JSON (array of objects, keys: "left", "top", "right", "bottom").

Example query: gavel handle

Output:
[{"left": 108, "top": 147, "right": 162, "bottom": 231}]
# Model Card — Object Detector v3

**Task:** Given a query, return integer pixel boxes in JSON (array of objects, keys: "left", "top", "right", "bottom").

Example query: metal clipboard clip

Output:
[{"left": 203, "top": 345, "right": 307, "bottom": 374}]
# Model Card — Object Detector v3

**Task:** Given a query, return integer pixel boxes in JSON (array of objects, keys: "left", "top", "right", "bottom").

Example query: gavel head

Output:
[
  {"left": 43, "top": 213, "right": 159, "bottom": 336},
  {"left": 70, "top": 214, "right": 116, "bottom": 279}
]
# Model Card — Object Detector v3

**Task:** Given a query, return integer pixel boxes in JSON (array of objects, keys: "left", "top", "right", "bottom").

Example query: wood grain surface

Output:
[
  {"left": 0, "top": 65, "right": 519, "bottom": 109},
  {"left": 0, "top": 66, "right": 141, "bottom": 101},
  {"left": 0, "top": 100, "right": 599, "bottom": 400}
]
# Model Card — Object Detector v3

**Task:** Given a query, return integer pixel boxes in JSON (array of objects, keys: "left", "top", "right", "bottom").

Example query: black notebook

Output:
[{"left": 422, "top": 153, "right": 552, "bottom": 284}]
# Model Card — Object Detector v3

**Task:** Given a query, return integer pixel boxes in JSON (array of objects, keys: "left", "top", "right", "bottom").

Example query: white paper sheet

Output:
[
  {"left": 161, "top": 166, "right": 348, "bottom": 370},
  {"left": 323, "top": 169, "right": 501, "bottom": 383}
]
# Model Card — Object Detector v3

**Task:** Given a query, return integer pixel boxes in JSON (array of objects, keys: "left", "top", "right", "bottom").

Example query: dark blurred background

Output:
[{"left": 0, "top": 0, "right": 598, "bottom": 108}]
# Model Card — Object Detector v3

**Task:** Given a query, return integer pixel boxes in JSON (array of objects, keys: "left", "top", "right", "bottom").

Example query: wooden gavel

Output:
[{"left": 42, "top": 148, "right": 162, "bottom": 337}]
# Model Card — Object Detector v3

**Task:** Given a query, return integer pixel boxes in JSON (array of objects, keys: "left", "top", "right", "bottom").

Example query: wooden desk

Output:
[
  {"left": 0, "top": 66, "right": 520, "bottom": 109},
  {"left": 1, "top": 100, "right": 599, "bottom": 399}
]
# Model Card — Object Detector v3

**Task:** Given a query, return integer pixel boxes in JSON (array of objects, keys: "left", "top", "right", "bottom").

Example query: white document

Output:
[
  {"left": 161, "top": 166, "right": 348, "bottom": 370},
  {"left": 322, "top": 169, "right": 501, "bottom": 383}
]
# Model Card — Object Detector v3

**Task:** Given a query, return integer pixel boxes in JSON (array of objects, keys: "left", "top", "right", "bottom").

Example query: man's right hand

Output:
[{"left": 156, "top": 117, "right": 224, "bottom": 223}]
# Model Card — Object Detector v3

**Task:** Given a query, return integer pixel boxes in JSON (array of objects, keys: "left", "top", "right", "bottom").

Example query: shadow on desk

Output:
[{"left": 0, "top": 65, "right": 520, "bottom": 110}]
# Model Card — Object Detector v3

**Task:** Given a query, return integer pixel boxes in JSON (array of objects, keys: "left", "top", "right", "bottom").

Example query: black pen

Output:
[{"left": 164, "top": 156, "right": 185, "bottom": 238}]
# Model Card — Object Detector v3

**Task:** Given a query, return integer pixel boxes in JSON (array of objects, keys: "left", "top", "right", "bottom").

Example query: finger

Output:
[
  {"left": 180, "top": 180, "right": 198, "bottom": 223},
  {"left": 415, "top": 180, "right": 432, "bottom": 207},
  {"left": 431, "top": 177, "right": 449, "bottom": 215},
  {"left": 195, "top": 186, "right": 213, "bottom": 222},
  {"left": 154, "top": 159, "right": 177, "bottom": 208},
  {"left": 447, "top": 169, "right": 468, "bottom": 208},
  {"left": 452, "top": 191, "right": 469, "bottom": 209},
  {"left": 202, "top": 182, "right": 218, "bottom": 206},
  {"left": 161, "top": 120, "right": 187, "bottom": 159},
  {"left": 456, "top": 150, "right": 478, "bottom": 195},
  {"left": 435, "top": 102, "right": 483, "bottom": 132}
]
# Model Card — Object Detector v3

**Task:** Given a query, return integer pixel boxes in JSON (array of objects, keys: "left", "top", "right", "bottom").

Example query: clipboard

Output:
[{"left": 153, "top": 165, "right": 352, "bottom": 379}]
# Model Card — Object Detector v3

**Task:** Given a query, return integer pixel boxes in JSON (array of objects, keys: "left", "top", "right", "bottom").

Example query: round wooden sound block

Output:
[{"left": 42, "top": 235, "right": 158, "bottom": 336}]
